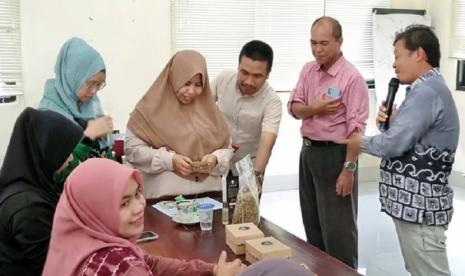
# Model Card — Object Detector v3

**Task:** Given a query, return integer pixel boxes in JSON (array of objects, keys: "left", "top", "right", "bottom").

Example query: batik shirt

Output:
[
  {"left": 79, "top": 247, "right": 215, "bottom": 275},
  {"left": 362, "top": 68, "right": 460, "bottom": 226}
]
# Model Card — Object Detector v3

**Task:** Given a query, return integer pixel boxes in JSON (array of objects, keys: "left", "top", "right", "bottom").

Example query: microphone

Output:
[{"left": 379, "top": 78, "right": 400, "bottom": 132}]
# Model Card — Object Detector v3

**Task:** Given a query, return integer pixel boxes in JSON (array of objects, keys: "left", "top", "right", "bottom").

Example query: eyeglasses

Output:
[{"left": 85, "top": 80, "right": 106, "bottom": 92}]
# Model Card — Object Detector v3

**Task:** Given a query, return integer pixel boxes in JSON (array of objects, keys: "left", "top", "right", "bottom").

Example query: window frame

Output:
[{"left": 0, "top": 0, "right": 23, "bottom": 101}]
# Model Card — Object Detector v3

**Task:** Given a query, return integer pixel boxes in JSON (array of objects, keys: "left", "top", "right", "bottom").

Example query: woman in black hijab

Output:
[{"left": 0, "top": 107, "right": 83, "bottom": 276}]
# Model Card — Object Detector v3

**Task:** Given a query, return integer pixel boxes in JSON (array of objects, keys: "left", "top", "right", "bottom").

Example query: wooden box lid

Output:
[
  {"left": 225, "top": 223, "right": 264, "bottom": 245},
  {"left": 245, "top": 236, "right": 292, "bottom": 261}
]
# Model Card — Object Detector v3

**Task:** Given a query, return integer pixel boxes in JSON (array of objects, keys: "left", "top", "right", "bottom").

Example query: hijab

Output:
[
  {"left": 127, "top": 50, "right": 230, "bottom": 162},
  {"left": 39, "top": 37, "right": 105, "bottom": 122},
  {"left": 0, "top": 107, "right": 83, "bottom": 203},
  {"left": 38, "top": 37, "right": 111, "bottom": 148},
  {"left": 42, "top": 158, "right": 145, "bottom": 276}
]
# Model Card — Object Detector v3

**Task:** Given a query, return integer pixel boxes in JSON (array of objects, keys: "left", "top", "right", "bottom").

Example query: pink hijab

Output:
[{"left": 42, "top": 158, "right": 145, "bottom": 276}]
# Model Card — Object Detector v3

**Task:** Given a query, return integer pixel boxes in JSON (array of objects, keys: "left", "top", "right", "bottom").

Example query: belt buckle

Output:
[{"left": 303, "top": 138, "right": 312, "bottom": 147}]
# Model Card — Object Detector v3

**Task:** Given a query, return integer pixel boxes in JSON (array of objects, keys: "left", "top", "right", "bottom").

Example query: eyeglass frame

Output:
[{"left": 84, "top": 79, "right": 106, "bottom": 92}]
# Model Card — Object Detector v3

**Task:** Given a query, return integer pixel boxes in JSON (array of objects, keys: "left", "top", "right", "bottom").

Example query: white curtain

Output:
[
  {"left": 451, "top": 0, "right": 465, "bottom": 58},
  {"left": 172, "top": 0, "right": 389, "bottom": 91},
  {"left": 0, "top": 0, "right": 22, "bottom": 98}
]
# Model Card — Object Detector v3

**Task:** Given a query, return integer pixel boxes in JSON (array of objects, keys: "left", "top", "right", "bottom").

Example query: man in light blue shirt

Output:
[{"left": 341, "top": 25, "right": 459, "bottom": 276}]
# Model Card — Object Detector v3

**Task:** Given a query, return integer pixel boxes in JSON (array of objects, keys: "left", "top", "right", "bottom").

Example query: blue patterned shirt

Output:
[{"left": 363, "top": 69, "right": 460, "bottom": 225}]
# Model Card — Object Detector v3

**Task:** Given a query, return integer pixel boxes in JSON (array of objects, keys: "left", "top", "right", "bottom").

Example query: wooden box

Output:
[
  {"left": 225, "top": 223, "right": 264, "bottom": 255},
  {"left": 245, "top": 236, "right": 292, "bottom": 264}
]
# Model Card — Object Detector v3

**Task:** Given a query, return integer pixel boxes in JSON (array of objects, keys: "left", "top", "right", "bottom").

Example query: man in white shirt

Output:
[{"left": 211, "top": 40, "right": 282, "bottom": 191}]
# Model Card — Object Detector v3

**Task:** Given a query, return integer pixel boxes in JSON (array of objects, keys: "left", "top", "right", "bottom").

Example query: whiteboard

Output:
[{"left": 373, "top": 12, "right": 431, "bottom": 108}]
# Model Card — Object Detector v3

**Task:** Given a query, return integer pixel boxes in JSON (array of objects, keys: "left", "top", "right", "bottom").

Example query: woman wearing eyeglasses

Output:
[{"left": 38, "top": 37, "right": 114, "bottom": 182}]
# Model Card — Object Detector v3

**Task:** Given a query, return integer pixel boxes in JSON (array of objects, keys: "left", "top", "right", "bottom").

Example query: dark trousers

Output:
[{"left": 299, "top": 141, "right": 358, "bottom": 268}]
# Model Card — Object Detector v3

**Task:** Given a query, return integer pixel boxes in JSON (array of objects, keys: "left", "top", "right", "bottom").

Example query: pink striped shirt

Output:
[{"left": 288, "top": 56, "right": 369, "bottom": 141}]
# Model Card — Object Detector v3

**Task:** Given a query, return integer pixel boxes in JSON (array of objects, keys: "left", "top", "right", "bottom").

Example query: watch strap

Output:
[{"left": 343, "top": 161, "right": 357, "bottom": 172}]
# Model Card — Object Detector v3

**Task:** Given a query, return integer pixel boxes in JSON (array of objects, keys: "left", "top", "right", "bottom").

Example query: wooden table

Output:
[{"left": 140, "top": 197, "right": 360, "bottom": 276}]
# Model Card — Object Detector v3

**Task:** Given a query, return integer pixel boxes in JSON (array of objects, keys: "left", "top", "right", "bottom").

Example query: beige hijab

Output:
[{"left": 127, "top": 50, "right": 230, "bottom": 163}]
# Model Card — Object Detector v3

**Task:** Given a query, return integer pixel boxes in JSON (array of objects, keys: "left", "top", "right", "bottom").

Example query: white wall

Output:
[
  {"left": 2, "top": 0, "right": 465, "bottom": 177},
  {"left": 0, "top": 0, "right": 172, "bottom": 163},
  {"left": 21, "top": 0, "right": 172, "bottom": 129},
  {"left": 391, "top": 0, "right": 426, "bottom": 9},
  {"left": 427, "top": 0, "right": 465, "bottom": 174},
  {"left": 0, "top": 98, "right": 25, "bottom": 164}
]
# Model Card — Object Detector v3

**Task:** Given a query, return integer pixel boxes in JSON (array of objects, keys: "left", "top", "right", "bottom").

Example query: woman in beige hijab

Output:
[{"left": 125, "top": 50, "right": 232, "bottom": 199}]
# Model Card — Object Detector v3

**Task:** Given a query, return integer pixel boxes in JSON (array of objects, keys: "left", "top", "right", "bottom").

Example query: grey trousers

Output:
[
  {"left": 299, "top": 141, "right": 358, "bottom": 268},
  {"left": 394, "top": 219, "right": 451, "bottom": 276}
]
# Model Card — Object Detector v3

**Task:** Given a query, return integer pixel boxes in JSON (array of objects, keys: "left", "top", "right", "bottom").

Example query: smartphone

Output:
[
  {"left": 326, "top": 87, "right": 341, "bottom": 98},
  {"left": 136, "top": 231, "right": 159, "bottom": 243},
  {"left": 191, "top": 160, "right": 208, "bottom": 167}
]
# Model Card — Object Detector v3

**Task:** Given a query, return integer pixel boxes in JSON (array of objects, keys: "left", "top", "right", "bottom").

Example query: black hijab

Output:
[{"left": 0, "top": 107, "right": 83, "bottom": 202}]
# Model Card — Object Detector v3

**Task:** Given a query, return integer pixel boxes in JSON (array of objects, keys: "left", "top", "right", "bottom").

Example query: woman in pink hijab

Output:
[{"left": 42, "top": 158, "right": 242, "bottom": 275}]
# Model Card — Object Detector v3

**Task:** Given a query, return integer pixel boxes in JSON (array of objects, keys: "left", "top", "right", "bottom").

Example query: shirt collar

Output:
[
  {"left": 407, "top": 67, "right": 441, "bottom": 91},
  {"left": 316, "top": 54, "right": 345, "bottom": 77}
]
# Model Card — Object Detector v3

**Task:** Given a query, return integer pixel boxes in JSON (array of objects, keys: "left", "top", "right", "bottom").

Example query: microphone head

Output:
[{"left": 389, "top": 77, "right": 399, "bottom": 89}]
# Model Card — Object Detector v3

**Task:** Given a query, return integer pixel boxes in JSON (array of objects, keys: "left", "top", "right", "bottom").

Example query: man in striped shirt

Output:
[{"left": 288, "top": 16, "right": 369, "bottom": 269}]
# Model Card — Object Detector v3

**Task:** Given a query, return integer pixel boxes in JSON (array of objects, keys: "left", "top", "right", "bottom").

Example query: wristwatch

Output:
[{"left": 343, "top": 161, "right": 357, "bottom": 173}]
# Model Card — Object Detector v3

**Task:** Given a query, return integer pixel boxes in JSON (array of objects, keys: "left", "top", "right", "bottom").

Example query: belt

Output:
[{"left": 303, "top": 137, "right": 339, "bottom": 147}]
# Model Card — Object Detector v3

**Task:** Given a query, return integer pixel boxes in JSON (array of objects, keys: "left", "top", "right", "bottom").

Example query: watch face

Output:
[{"left": 345, "top": 161, "right": 356, "bottom": 171}]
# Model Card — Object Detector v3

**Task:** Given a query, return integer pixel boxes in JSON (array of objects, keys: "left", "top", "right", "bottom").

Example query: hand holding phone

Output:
[
  {"left": 313, "top": 88, "right": 341, "bottom": 115},
  {"left": 191, "top": 160, "right": 208, "bottom": 168},
  {"left": 326, "top": 87, "right": 341, "bottom": 98},
  {"left": 136, "top": 231, "right": 159, "bottom": 243}
]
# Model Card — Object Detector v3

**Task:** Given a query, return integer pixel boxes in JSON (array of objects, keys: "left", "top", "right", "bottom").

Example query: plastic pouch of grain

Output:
[{"left": 232, "top": 154, "right": 260, "bottom": 225}]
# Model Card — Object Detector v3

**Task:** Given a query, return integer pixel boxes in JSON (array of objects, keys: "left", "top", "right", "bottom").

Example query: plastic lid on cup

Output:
[{"left": 197, "top": 203, "right": 215, "bottom": 210}]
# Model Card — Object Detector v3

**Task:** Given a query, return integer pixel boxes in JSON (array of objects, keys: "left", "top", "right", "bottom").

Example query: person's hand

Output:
[
  {"left": 193, "top": 154, "right": 218, "bottom": 173},
  {"left": 376, "top": 101, "right": 397, "bottom": 128},
  {"left": 173, "top": 154, "right": 193, "bottom": 176},
  {"left": 311, "top": 92, "right": 341, "bottom": 115},
  {"left": 336, "top": 170, "right": 353, "bottom": 197},
  {"left": 83, "top": 115, "right": 113, "bottom": 140},
  {"left": 213, "top": 251, "right": 243, "bottom": 276}
]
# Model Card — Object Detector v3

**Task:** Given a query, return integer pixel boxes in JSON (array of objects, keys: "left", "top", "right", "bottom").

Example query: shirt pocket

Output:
[{"left": 237, "top": 108, "right": 262, "bottom": 139}]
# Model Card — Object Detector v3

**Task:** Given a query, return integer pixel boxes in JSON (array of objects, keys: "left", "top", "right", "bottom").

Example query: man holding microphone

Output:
[{"left": 341, "top": 25, "right": 459, "bottom": 276}]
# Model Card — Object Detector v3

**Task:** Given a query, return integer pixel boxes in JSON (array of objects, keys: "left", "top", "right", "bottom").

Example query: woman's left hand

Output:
[{"left": 173, "top": 154, "right": 193, "bottom": 175}]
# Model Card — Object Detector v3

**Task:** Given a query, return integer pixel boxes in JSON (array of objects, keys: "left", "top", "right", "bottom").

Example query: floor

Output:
[{"left": 260, "top": 181, "right": 465, "bottom": 276}]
